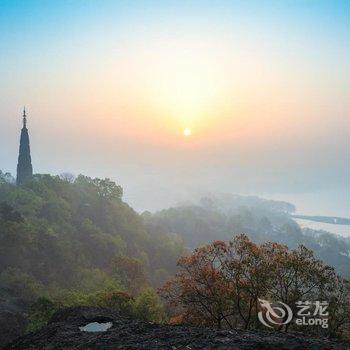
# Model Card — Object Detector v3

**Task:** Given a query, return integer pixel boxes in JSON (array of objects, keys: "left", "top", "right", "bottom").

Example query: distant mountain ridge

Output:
[
  {"left": 292, "top": 215, "right": 350, "bottom": 226},
  {"left": 145, "top": 193, "right": 350, "bottom": 278}
]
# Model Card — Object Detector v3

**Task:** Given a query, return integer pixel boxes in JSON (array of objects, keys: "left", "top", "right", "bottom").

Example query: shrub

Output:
[
  {"left": 134, "top": 287, "right": 165, "bottom": 322},
  {"left": 26, "top": 297, "right": 58, "bottom": 333}
]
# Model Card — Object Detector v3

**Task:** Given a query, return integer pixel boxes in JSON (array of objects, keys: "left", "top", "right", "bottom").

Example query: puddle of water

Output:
[{"left": 79, "top": 322, "right": 113, "bottom": 332}]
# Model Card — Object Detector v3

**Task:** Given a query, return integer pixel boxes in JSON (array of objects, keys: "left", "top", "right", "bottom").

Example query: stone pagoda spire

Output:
[{"left": 16, "top": 107, "right": 33, "bottom": 185}]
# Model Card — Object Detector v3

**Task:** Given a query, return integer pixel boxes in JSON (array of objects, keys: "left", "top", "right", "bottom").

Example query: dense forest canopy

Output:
[
  {"left": 1, "top": 170, "right": 349, "bottom": 339},
  {"left": 0, "top": 171, "right": 185, "bottom": 303}
]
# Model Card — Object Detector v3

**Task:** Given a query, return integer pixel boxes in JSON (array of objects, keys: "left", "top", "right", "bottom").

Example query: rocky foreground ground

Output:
[
  {"left": 4, "top": 306, "right": 350, "bottom": 350},
  {"left": 0, "top": 288, "right": 28, "bottom": 348}
]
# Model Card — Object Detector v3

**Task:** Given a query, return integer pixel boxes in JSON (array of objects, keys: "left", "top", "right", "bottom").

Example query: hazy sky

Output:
[{"left": 0, "top": 0, "right": 349, "bottom": 214}]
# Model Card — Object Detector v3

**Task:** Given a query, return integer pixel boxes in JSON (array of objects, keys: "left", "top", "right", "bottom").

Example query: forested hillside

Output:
[
  {"left": 145, "top": 194, "right": 350, "bottom": 278},
  {"left": 1, "top": 170, "right": 350, "bottom": 345},
  {"left": 0, "top": 171, "right": 185, "bottom": 302}
]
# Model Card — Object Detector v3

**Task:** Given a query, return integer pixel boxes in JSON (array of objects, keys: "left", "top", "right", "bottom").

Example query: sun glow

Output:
[
  {"left": 183, "top": 127, "right": 192, "bottom": 137},
  {"left": 99, "top": 22, "right": 298, "bottom": 144},
  {"left": 112, "top": 30, "right": 237, "bottom": 141}
]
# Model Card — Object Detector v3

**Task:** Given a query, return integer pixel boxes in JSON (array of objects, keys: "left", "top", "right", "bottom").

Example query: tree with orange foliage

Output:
[
  {"left": 223, "top": 235, "right": 273, "bottom": 329},
  {"left": 159, "top": 234, "right": 350, "bottom": 336},
  {"left": 264, "top": 242, "right": 336, "bottom": 330},
  {"left": 160, "top": 240, "right": 234, "bottom": 328}
]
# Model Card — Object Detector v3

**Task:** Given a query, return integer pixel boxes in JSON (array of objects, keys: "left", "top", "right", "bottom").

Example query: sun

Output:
[{"left": 183, "top": 127, "right": 192, "bottom": 137}]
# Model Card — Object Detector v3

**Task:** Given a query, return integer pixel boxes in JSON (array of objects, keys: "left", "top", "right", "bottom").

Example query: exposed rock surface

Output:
[
  {"left": 0, "top": 288, "right": 28, "bottom": 348},
  {"left": 5, "top": 306, "right": 349, "bottom": 349}
]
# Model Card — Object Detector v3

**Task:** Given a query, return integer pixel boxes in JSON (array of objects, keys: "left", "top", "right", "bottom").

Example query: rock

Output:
[
  {"left": 4, "top": 306, "right": 349, "bottom": 350},
  {"left": 0, "top": 288, "right": 28, "bottom": 348},
  {"left": 0, "top": 311, "right": 27, "bottom": 348}
]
